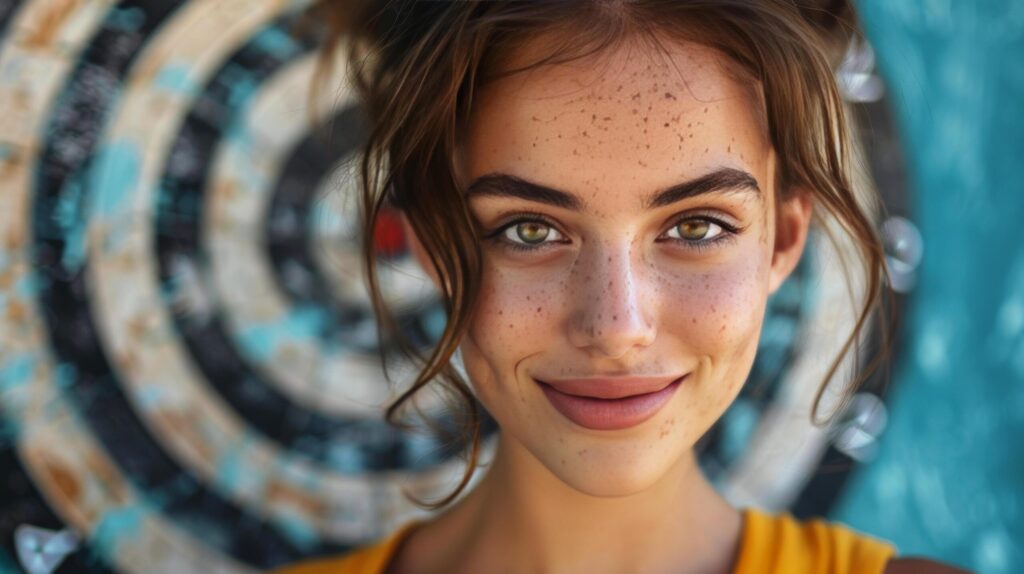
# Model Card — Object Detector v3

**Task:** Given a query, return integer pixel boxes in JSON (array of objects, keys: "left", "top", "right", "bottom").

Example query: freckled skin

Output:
[
  {"left": 457, "top": 42, "right": 791, "bottom": 494},
  {"left": 399, "top": 34, "right": 812, "bottom": 574}
]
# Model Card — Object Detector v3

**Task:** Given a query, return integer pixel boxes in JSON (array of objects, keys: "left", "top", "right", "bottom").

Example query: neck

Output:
[{"left": 418, "top": 433, "right": 744, "bottom": 574}]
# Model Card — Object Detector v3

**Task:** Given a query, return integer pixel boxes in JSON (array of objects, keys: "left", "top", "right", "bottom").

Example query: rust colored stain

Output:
[
  {"left": 0, "top": 146, "right": 24, "bottom": 196},
  {"left": 0, "top": 267, "right": 13, "bottom": 291},
  {"left": 40, "top": 455, "right": 83, "bottom": 503},
  {"left": 21, "top": 0, "right": 82, "bottom": 50},
  {"left": 264, "top": 481, "right": 327, "bottom": 518},
  {"left": 152, "top": 409, "right": 217, "bottom": 465},
  {"left": 6, "top": 300, "right": 27, "bottom": 324}
]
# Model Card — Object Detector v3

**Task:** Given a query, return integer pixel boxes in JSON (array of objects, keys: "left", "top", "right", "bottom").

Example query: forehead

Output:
[{"left": 458, "top": 35, "right": 771, "bottom": 211}]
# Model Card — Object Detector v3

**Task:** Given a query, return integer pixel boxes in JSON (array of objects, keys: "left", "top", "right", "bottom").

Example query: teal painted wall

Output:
[{"left": 832, "top": 2, "right": 1024, "bottom": 572}]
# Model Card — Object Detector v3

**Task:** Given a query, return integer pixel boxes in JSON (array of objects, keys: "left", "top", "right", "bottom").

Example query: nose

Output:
[{"left": 567, "top": 243, "right": 657, "bottom": 359}]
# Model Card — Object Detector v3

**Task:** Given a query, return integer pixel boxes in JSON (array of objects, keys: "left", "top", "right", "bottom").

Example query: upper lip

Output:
[{"left": 536, "top": 375, "right": 685, "bottom": 399}]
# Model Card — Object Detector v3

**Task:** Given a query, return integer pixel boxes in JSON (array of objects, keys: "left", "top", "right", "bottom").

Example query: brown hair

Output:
[{"left": 311, "top": 0, "right": 892, "bottom": 510}]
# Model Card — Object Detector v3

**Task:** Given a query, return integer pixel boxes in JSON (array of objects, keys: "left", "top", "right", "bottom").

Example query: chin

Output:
[{"left": 535, "top": 441, "right": 680, "bottom": 498}]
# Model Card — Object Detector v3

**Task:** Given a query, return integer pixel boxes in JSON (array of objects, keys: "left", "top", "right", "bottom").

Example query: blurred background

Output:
[{"left": 0, "top": 1, "right": 1020, "bottom": 573}]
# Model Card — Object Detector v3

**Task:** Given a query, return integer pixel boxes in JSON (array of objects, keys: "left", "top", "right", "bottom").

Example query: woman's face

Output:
[{"left": 413, "top": 37, "right": 811, "bottom": 496}]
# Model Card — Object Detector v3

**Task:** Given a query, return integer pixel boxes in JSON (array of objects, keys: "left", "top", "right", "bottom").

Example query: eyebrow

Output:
[{"left": 464, "top": 167, "right": 761, "bottom": 211}]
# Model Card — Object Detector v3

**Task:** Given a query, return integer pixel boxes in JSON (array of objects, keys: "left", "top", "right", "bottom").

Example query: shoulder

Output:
[
  {"left": 266, "top": 521, "right": 423, "bottom": 574},
  {"left": 884, "top": 557, "right": 975, "bottom": 574},
  {"left": 735, "top": 508, "right": 897, "bottom": 574}
]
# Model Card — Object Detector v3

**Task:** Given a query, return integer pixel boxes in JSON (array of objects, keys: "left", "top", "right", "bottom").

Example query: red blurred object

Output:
[{"left": 373, "top": 208, "right": 407, "bottom": 258}]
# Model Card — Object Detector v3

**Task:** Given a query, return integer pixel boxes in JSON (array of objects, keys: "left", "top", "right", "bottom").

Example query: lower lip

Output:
[{"left": 538, "top": 376, "right": 686, "bottom": 431}]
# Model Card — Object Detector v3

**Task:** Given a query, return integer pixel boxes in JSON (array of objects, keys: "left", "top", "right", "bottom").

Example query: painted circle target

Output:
[{"left": 0, "top": 2, "right": 907, "bottom": 573}]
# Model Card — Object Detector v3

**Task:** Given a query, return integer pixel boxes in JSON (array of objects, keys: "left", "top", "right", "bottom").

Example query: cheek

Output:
[
  {"left": 460, "top": 262, "right": 570, "bottom": 422},
  {"left": 465, "top": 263, "right": 565, "bottom": 371},
  {"left": 656, "top": 249, "right": 770, "bottom": 353}
]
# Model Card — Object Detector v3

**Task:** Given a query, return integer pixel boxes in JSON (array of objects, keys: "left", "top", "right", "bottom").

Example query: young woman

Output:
[{"left": 273, "top": 1, "right": 968, "bottom": 572}]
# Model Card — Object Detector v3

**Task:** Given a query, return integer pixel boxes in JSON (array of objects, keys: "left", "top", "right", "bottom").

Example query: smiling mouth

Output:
[
  {"left": 535, "top": 374, "right": 688, "bottom": 431},
  {"left": 534, "top": 374, "right": 686, "bottom": 399}
]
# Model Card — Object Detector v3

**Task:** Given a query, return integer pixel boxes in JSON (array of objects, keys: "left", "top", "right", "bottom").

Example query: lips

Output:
[
  {"left": 536, "top": 375, "right": 683, "bottom": 399},
  {"left": 535, "top": 374, "right": 687, "bottom": 431}
]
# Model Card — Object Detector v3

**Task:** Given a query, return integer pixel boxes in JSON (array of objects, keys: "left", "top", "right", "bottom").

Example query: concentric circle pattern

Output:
[{"left": 0, "top": 2, "right": 904, "bottom": 572}]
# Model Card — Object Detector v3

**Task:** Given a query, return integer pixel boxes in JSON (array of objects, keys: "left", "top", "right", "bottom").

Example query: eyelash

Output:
[{"left": 483, "top": 211, "right": 742, "bottom": 254}]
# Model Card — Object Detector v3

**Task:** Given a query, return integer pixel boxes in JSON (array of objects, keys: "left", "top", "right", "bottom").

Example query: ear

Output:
[
  {"left": 399, "top": 212, "right": 444, "bottom": 292},
  {"left": 768, "top": 189, "right": 813, "bottom": 294}
]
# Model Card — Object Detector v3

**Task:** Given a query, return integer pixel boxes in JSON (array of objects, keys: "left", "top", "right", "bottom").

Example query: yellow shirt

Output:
[{"left": 268, "top": 507, "right": 897, "bottom": 573}]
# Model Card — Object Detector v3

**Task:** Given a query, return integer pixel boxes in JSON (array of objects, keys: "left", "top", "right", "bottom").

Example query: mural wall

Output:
[{"left": 0, "top": 1, "right": 1016, "bottom": 573}]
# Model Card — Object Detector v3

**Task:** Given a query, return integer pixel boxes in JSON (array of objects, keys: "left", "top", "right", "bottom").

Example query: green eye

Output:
[
  {"left": 668, "top": 219, "right": 722, "bottom": 241},
  {"left": 510, "top": 221, "right": 552, "bottom": 244},
  {"left": 490, "top": 217, "right": 567, "bottom": 252}
]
